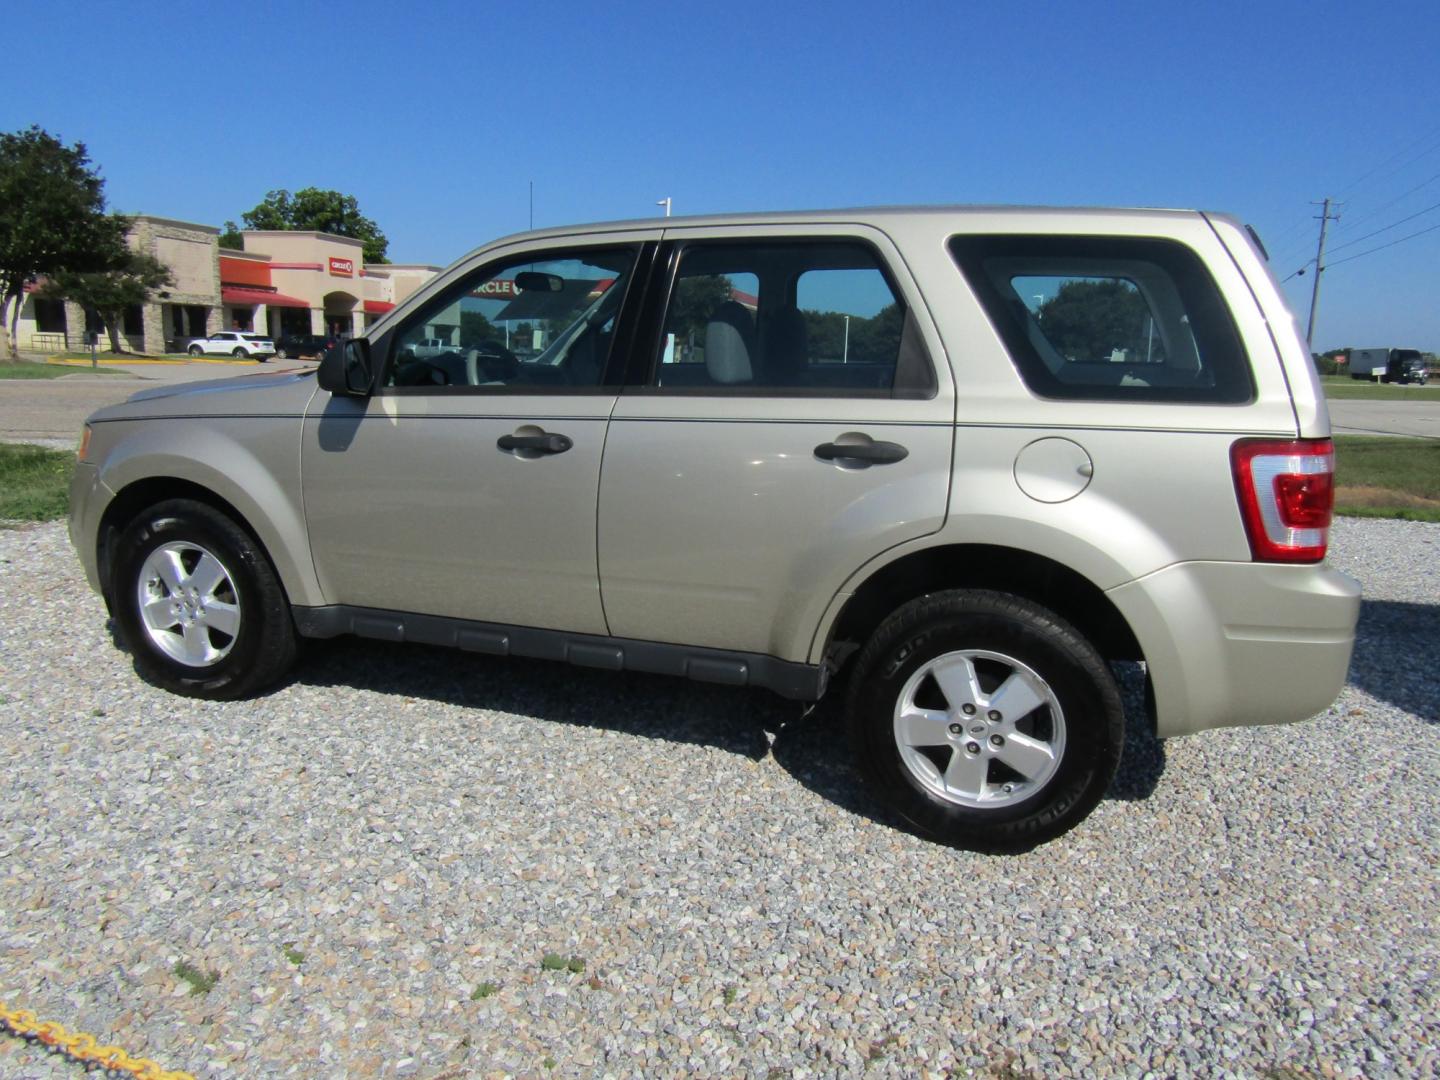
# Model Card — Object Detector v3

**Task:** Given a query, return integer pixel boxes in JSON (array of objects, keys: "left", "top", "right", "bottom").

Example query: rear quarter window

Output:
[{"left": 948, "top": 234, "right": 1254, "bottom": 404}]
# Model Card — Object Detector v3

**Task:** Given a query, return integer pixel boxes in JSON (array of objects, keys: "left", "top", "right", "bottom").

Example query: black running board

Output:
[{"left": 292, "top": 605, "right": 827, "bottom": 701}]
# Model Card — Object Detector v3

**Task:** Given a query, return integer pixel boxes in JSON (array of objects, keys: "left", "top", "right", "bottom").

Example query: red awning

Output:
[
  {"left": 221, "top": 285, "right": 310, "bottom": 309},
  {"left": 364, "top": 300, "right": 396, "bottom": 314}
]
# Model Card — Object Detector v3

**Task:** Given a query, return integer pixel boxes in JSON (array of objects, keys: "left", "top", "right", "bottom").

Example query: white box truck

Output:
[{"left": 1348, "top": 347, "right": 1428, "bottom": 384}]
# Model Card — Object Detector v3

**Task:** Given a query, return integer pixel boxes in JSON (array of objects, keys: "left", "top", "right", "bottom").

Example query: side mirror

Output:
[{"left": 318, "top": 338, "right": 373, "bottom": 396}]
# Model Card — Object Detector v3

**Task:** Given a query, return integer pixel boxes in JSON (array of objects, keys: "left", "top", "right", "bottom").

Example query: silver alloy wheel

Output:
[
  {"left": 893, "top": 649, "right": 1065, "bottom": 809},
  {"left": 136, "top": 541, "right": 241, "bottom": 667}
]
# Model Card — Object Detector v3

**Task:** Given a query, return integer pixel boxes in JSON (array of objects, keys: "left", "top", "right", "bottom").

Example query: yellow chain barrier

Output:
[{"left": 0, "top": 1001, "right": 194, "bottom": 1080}]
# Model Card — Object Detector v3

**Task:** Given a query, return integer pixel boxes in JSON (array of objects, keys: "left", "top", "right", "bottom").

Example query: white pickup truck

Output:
[{"left": 401, "top": 337, "right": 455, "bottom": 359}]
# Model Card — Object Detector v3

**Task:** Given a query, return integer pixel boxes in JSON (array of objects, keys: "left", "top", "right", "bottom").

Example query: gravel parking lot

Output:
[{"left": 1, "top": 517, "right": 1436, "bottom": 1078}]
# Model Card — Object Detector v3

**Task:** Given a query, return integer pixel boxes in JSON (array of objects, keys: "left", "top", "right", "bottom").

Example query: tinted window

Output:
[
  {"left": 386, "top": 247, "right": 639, "bottom": 391},
  {"left": 651, "top": 240, "right": 934, "bottom": 397},
  {"left": 949, "top": 235, "right": 1253, "bottom": 404}
]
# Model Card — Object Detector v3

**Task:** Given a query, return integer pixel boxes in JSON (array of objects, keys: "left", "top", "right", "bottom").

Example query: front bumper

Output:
[
  {"left": 68, "top": 461, "right": 111, "bottom": 595},
  {"left": 1107, "top": 560, "right": 1361, "bottom": 738}
]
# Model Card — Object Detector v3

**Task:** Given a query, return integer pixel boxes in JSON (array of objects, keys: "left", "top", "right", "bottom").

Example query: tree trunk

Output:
[
  {"left": 2, "top": 287, "right": 20, "bottom": 360},
  {"left": 102, "top": 311, "right": 125, "bottom": 353}
]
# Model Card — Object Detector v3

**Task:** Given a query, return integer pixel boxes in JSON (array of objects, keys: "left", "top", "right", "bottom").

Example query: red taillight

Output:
[{"left": 1231, "top": 439, "right": 1334, "bottom": 562}]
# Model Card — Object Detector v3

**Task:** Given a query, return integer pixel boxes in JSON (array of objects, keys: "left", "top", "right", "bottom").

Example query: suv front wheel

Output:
[
  {"left": 846, "top": 590, "right": 1123, "bottom": 852},
  {"left": 110, "top": 499, "right": 297, "bottom": 699}
]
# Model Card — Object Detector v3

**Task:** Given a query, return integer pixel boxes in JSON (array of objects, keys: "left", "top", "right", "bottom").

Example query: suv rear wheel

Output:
[
  {"left": 846, "top": 590, "right": 1123, "bottom": 852},
  {"left": 110, "top": 499, "right": 297, "bottom": 699}
]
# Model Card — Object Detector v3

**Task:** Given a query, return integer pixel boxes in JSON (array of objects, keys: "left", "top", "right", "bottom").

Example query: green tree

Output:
[
  {"left": 1037, "top": 279, "right": 1157, "bottom": 363},
  {"left": 848, "top": 302, "right": 904, "bottom": 364},
  {"left": 218, "top": 221, "right": 244, "bottom": 251},
  {"left": 459, "top": 309, "right": 496, "bottom": 346},
  {"left": 233, "top": 188, "right": 389, "bottom": 263},
  {"left": 40, "top": 252, "right": 173, "bottom": 353},
  {"left": 0, "top": 125, "right": 129, "bottom": 358},
  {"left": 802, "top": 303, "right": 904, "bottom": 363},
  {"left": 667, "top": 275, "right": 734, "bottom": 357}
]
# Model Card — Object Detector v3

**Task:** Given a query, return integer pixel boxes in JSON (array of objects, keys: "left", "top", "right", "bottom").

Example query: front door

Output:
[{"left": 302, "top": 240, "right": 652, "bottom": 635}]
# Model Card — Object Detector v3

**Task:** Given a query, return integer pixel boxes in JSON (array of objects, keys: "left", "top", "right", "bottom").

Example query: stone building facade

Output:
[
  {"left": 129, "top": 216, "right": 224, "bottom": 353},
  {"left": 13, "top": 215, "right": 438, "bottom": 354}
]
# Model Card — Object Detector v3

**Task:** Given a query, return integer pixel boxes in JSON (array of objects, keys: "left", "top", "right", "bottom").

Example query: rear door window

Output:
[
  {"left": 649, "top": 239, "right": 936, "bottom": 398},
  {"left": 949, "top": 235, "right": 1253, "bottom": 403}
]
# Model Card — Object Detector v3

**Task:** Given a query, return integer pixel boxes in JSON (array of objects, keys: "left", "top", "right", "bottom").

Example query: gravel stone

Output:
[{"left": 0, "top": 516, "right": 1435, "bottom": 1078}]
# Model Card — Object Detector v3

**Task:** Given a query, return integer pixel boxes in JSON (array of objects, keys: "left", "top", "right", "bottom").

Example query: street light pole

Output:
[{"left": 656, "top": 197, "right": 672, "bottom": 217}]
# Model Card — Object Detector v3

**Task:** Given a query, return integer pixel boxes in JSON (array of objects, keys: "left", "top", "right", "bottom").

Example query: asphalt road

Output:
[
  {"left": 1328, "top": 398, "right": 1440, "bottom": 438},
  {"left": 0, "top": 359, "right": 314, "bottom": 447},
  {"left": 1, "top": 362, "right": 1436, "bottom": 445}
]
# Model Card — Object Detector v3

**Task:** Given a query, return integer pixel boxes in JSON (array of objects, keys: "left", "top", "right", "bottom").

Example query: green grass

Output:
[
  {"left": 470, "top": 980, "right": 499, "bottom": 1000},
  {"left": 173, "top": 959, "right": 219, "bottom": 996},
  {"left": 0, "top": 444, "right": 75, "bottom": 521},
  {"left": 1334, "top": 435, "right": 1440, "bottom": 522},
  {"left": 0, "top": 361, "right": 125, "bottom": 378},
  {"left": 1320, "top": 374, "right": 1438, "bottom": 401}
]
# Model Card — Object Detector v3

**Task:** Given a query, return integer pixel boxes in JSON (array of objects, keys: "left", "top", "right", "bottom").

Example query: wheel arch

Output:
[
  {"left": 94, "top": 443, "right": 323, "bottom": 613},
  {"left": 822, "top": 543, "right": 1144, "bottom": 673}
]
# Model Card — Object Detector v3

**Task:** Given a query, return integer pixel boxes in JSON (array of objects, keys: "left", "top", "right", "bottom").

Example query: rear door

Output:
[{"left": 597, "top": 224, "right": 955, "bottom": 663}]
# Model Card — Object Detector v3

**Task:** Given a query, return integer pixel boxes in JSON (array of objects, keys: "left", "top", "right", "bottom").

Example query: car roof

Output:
[{"left": 478, "top": 204, "right": 1219, "bottom": 247}]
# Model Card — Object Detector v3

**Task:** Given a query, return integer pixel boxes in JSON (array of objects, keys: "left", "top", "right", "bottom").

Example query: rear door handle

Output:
[
  {"left": 497, "top": 432, "right": 573, "bottom": 454},
  {"left": 814, "top": 440, "right": 909, "bottom": 465}
]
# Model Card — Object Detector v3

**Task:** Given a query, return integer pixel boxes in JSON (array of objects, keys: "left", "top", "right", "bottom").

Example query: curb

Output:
[{"left": 45, "top": 355, "right": 261, "bottom": 367}]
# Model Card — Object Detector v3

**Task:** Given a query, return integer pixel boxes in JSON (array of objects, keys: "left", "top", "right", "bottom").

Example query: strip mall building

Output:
[{"left": 15, "top": 215, "right": 439, "bottom": 353}]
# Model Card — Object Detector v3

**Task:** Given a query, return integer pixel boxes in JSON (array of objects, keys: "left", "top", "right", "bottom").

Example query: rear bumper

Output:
[{"left": 1108, "top": 560, "right": 1361, "bottom": 738}]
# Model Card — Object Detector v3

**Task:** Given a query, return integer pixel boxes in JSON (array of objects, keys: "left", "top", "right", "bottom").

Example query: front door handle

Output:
[
  {"left": 497, "top": 432, "right": 573, "bottom": 454},
  {"left": 814, "top": 440, "right": 909, "bottom": 465}
]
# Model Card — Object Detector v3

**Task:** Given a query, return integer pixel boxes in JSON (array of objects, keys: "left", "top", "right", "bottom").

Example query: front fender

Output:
[{"left": 92, "top": 416, "right": 324, "bottom": 608}]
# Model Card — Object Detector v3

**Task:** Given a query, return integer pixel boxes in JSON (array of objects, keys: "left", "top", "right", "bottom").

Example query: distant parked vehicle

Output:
[
  {"left": 274, "top": 334, "right": 334, "bottom": 360},
  {"left": 187, "top": 332, "right": 276, "bottom": 360},
  {"left": 1348, "top": 347, "right": 1427, "bottom": 384},
  {"left": 401, "top": 337, "right": 454, "bottom": 360}
]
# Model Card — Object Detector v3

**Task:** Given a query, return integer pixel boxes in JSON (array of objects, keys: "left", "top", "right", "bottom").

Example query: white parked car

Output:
[{"left": 187, "top": 332, "right": 276, "bottom": 360}]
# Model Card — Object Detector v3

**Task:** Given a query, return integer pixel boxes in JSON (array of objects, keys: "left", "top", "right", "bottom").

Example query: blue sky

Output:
[{"left": 10, "top": 0, "right": 1439, "bottom": 351}]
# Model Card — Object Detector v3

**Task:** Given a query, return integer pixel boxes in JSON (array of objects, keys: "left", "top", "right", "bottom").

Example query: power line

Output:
[
  {"left": 1324, "top": 219, "right": 1440, "bottom": 270},
  {"left": 1266, "top": 129, "right": 1440, "bottom": 264},
  {"left": 1332, "top": 129, "right": 1440, "bottom": 200},
  {"left": 1328, "top": 169, "right": 1440, "bottom": 236},
  {"left": 1325, "top": 198, "right": 1440, "bottom": 255}
]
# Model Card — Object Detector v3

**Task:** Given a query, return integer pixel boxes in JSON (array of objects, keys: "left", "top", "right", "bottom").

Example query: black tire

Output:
[
  {"left": 188, "top": 345, "right": 204, "bottom": 356},
  {"left": 232, "top": 347, "right": 247, "bottom": 358},
  {"left": 846, "top": 589, "right": 1123, "bottom": 853},
  {"left": 276, "top": 348, "right": 289, "bottom": 359},
  {"left": 110, "top": 499, "right": 297, "bottom": 699}
]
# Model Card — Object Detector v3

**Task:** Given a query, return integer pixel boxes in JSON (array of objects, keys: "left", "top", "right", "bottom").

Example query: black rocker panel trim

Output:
[{"left": 292, "top": 605, "right": 827, "bottom": 701}]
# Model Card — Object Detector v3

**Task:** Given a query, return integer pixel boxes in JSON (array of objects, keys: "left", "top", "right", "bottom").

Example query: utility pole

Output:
[{"left": 1305, "top": 197, "right": 1340, "bottom": 345}]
